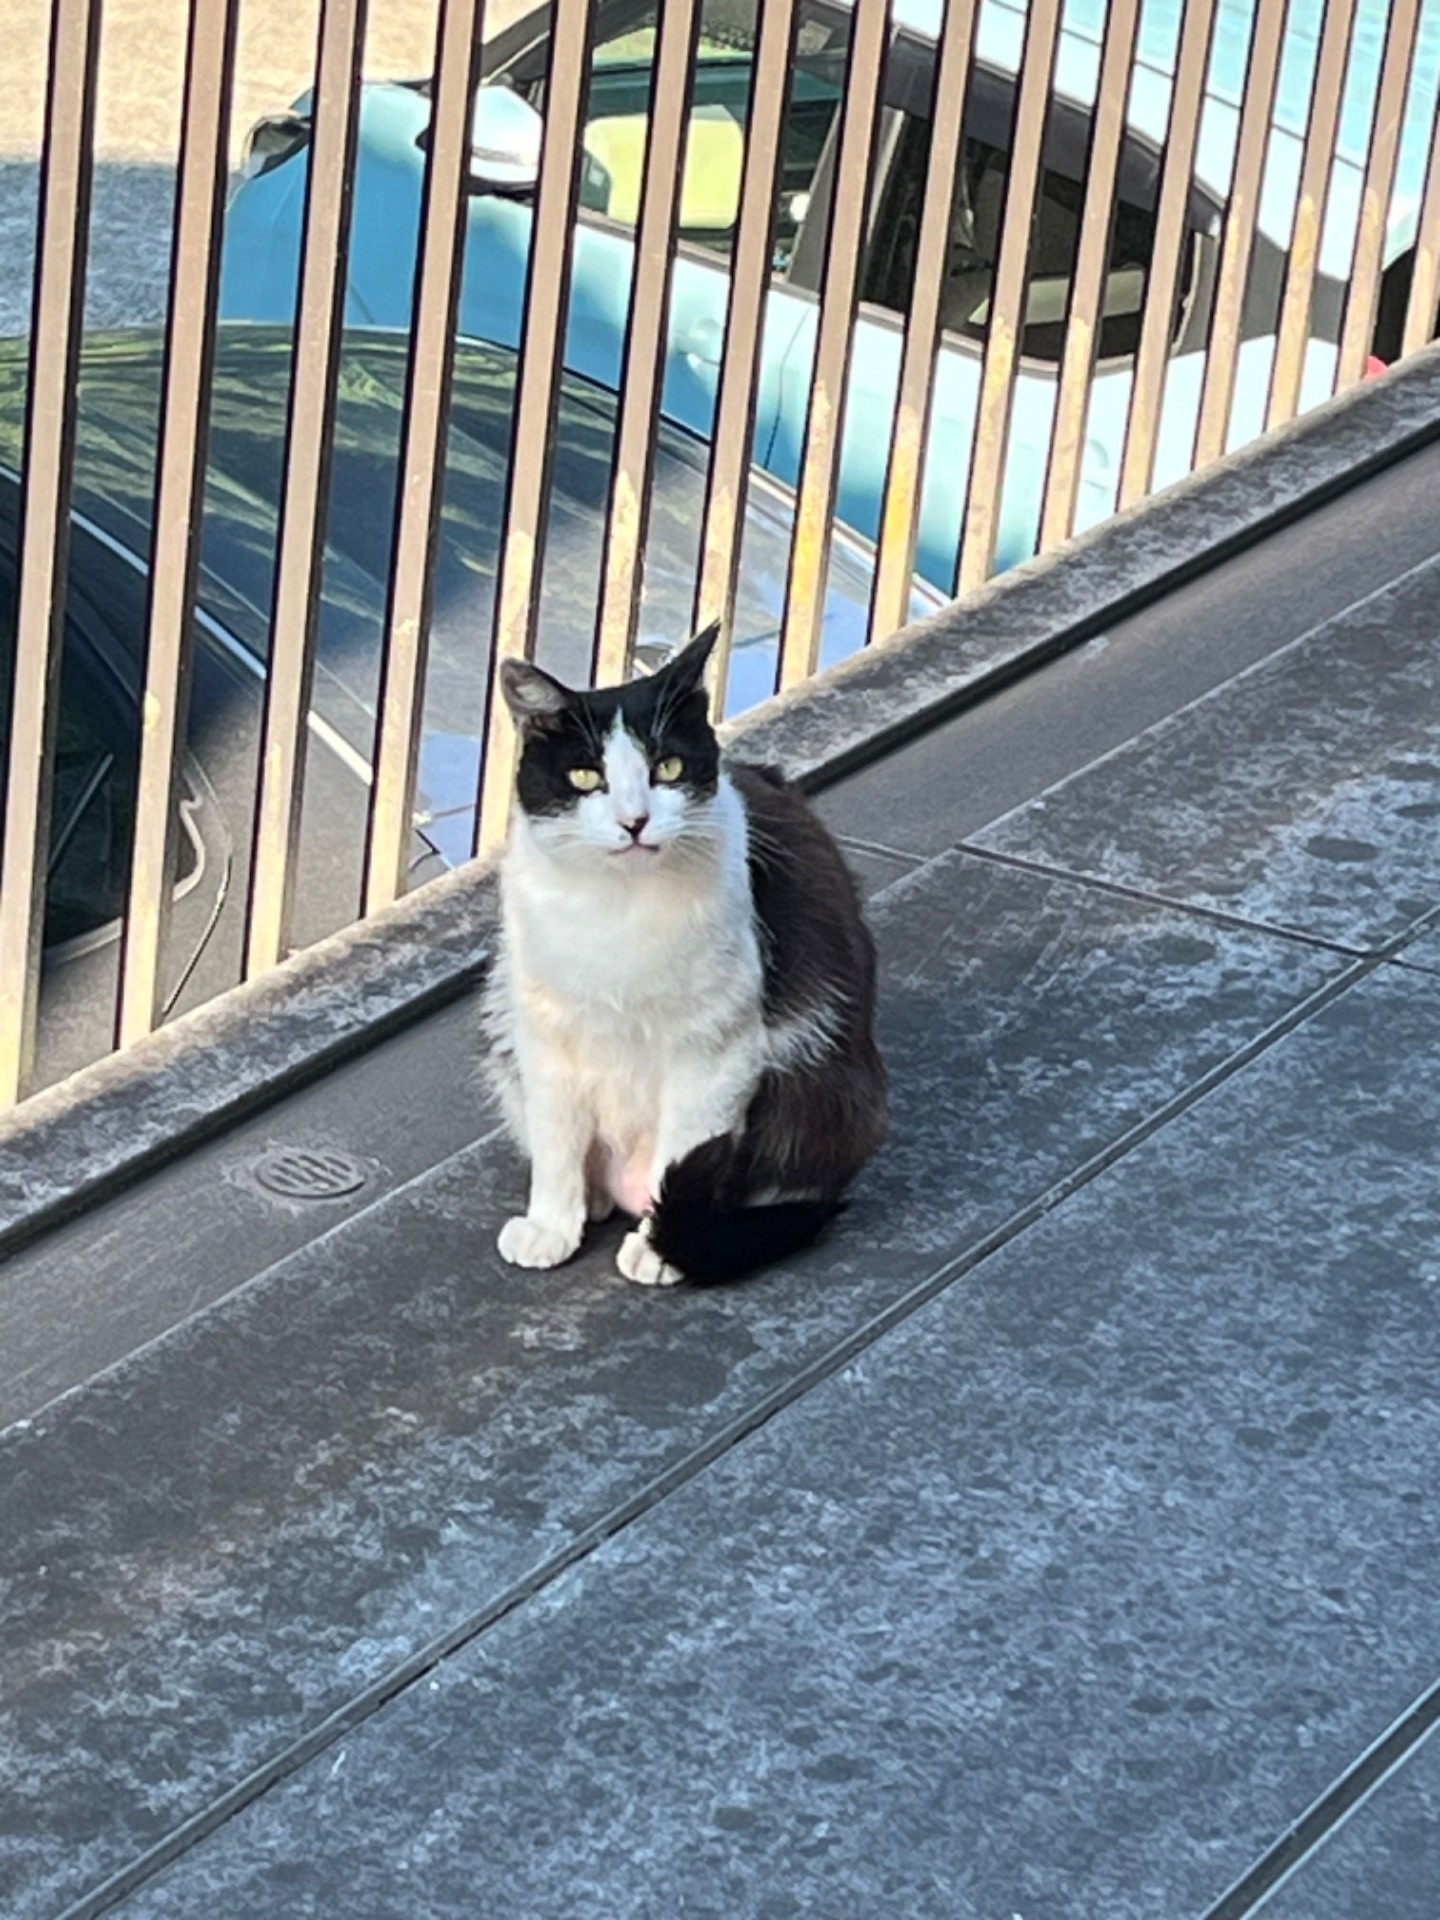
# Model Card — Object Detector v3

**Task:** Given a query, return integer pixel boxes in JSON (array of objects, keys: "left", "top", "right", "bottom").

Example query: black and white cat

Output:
[{"left": 484, "top": 623, "right": 886, "bottom": 1286}]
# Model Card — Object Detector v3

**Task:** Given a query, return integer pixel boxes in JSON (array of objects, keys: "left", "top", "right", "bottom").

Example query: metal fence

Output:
[{"left": 3, "top": 0, "right": 1440, "bottom": 1108}]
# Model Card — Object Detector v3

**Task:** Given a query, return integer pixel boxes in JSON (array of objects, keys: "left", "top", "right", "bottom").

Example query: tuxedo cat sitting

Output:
[{"left": 484, "top": 623, "right": 886, "bottom": 1285}]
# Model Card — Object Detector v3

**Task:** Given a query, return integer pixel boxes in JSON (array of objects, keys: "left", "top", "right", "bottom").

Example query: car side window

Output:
[
  {"left": 503, "top": 0, "right": 846, "bottom": 271},
  {"left": 861, "top": 70, "right": 1183, "bottom": 366}
]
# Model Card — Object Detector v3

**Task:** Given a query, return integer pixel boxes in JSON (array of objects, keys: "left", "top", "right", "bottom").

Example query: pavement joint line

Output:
[
  {"left": 1378, "top": 899, "right": 1440, "bottom": 962},
  {"left": 963, "top": 541, "right": 1440, "bottom": 848},
  {"left": 1200, "top": 1676, "right": 1440, "bottom": 1918},
  {"left": 54, "top": 924, "right": 1407, "bottom": 1919},
  {"left": 950, "top": 841, "right": 1386, "bottom": 960},
  {"left": 833, "top": 832, "right": 926, "bottom": 864}
]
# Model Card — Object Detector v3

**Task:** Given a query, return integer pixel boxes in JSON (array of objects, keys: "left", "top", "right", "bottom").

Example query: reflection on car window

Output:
[
  {"left": 43, "top": 663, "right": 138, "bottom": 948},
  {"left": 0, "top": 594, "right": 195, "bottom": 951},
  {"left": 862, "top": 79, "right": 1176, "bottom": 364}
]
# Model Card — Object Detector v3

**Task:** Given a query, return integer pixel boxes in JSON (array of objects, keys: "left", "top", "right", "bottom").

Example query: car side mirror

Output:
[{"left": 469, "top": 84, "right": 544, "bottom": 194}]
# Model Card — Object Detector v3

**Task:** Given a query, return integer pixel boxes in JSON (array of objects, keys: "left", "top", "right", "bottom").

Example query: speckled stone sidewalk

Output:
[{"left": 3, "top": 493, "right": 1440, "bottom": 1918}]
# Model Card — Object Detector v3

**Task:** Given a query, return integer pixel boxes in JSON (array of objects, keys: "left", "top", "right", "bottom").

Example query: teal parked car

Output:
[{"left": 222, "top": 0, "right": 1440, "bottom": 608}]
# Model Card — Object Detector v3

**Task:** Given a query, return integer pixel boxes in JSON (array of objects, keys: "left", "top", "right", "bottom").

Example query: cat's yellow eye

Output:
[
  {"left": 654, "top": 755, "right": 684, "bottom": 784},
  {"left": 567, "top": 767, "right": 603, "bottom": 792}
]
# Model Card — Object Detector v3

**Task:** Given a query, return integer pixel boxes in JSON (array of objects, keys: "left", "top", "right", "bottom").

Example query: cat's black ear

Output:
[
  {"left": 500, "top": 658, "right": 574, "bottom": 730},
  {"left": 665, "top": 620, "right": 720, "bottom": 700}
]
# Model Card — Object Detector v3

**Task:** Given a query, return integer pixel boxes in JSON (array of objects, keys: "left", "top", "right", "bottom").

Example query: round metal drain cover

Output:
[{"left": 250, "top": 1146, "right": 368, "bottom": 1202}]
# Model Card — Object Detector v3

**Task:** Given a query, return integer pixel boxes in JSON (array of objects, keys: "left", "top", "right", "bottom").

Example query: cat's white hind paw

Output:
[
  {"left": 498, "top": 1216, "right": 581, "bottom": 1270},
  {"left": 617, "top": 1227, "right": 684, "bottom": 1288}
]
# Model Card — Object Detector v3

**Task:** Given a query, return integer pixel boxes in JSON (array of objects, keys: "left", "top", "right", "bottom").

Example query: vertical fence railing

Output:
[
  {"left": 1192, "top": 0, "right": 1289, "bottom": 469},
  {"left": 592, "top": 0, "right": 703, "bottom": 686},
  {"left": 5, "top": 0, "right": 1440, "bottom": 1108},
  {"left": 363, "top": 0, "right": 488, "bottom": 917},
  {"left": 473, "top": 0, "right": 594, "bottom": 855},
  {"left": 244, "top": 0, "right": 369, "bottom": 976},
  {"left": 1266, "top": 0, "right": 1362, "bottom": 429},
  {"left": 694, "top": 0, "right": 800, "bottom": 712},
  {"left": 116, "top": 0, "right": 240, "bottom": 1048},
  {"left": 871, "top": 0, "right": 980, "bottom": 635},
  {"left": 1037, "top": 0, "right": 1142, "bottom": 548},
  {"left": 0, "top": 0, "right": 102, "bottom": 1106},
  {"left": 955, "top": 0, "right": 1063, "bottom": 595},
  {"left": 1117, "top": 0, "right": 1218, "bottom": 508},
  {"left": 1338, "top": 0, "right": 1424, "bottom": 385},
  {"left": 777, "top": 0, "right": 890, "bottom": 691},
  {"left": 1403, "top": 99, "right": 1440, "bottom": 353}
]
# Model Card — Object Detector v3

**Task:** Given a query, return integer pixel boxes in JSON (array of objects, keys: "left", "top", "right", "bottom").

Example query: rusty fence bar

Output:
[
  {"left": 1038, "top": 0, "right": 1143, "bottom": 552},
  {"left": 11, "top": 0, "right": 1440, "bottom": 1108},
  {"left": 777, "top": 0, "right": 891, "bottom": 692},
  {"left": 1117, "top": 0, "right": 1218, "bottom": 509},
  {"left": 473, "top": 0, "right": 595, "bottom": 854},
  {"left": 245, "top": 0, "right": 369, "bottom": 977},
  {"left": 0, "top": 0, "right": 102, "bottom": 1109},
  {"left": 116, "top": 0, "right": 241, "bottom": 1049},
  {"left": 363, "top": 0, "right": 488, "bottom": 918},
  {"left": 593, "top": 0, "right": 703, "bottom": 687},
  {"left": 871, "top": 0, "right": 980, "bottom": 637},
  {"left": 1267, "top": 0, "right": 1361, "bottom": 429},
  {"left": 695, "top": 0, "right": 800, "bottom": 712},
  {"left": 956, "top": 0, "right": 1064, "bottom": 594}
]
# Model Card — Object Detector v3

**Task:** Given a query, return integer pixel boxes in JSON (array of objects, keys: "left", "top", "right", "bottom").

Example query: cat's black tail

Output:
[{"left": 648, "top": 1136, "right": 845, "bottom": 1285}]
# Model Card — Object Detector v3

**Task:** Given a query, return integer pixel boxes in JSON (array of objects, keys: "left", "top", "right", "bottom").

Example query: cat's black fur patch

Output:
[
  {"left": 649, "top": 1135, "right": 846, "bottom": 1284},
  {"left": 649, "top": 762, "right": 888, "bottom": 1282},
  {"left": 732, "top": 760, "right": 888, "bottom": 1187},
  {"left": 503, "top": 627, "right": 721, "bottom": 818}
]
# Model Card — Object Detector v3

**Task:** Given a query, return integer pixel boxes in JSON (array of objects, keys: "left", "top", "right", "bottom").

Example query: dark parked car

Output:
[{"left": 0, "top": 324, "right": 940, "bottom": 1089}]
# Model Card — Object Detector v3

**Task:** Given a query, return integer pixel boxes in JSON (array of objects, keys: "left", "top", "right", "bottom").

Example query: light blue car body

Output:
[{"left": 221, "top": 0, "right": 1440, "bottom": 597}]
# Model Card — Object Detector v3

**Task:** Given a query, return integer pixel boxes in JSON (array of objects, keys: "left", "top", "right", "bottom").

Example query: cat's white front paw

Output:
[
  {"left": 498, "top": 1216, "right": 581, "bottom": 1269},
  {"left": 617, "top": 1226, "right": 684, "bottom": 1288}
]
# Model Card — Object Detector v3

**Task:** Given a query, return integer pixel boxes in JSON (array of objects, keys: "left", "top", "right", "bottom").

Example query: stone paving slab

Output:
[
  {"left": 0, "top": 854, "right": 1348, "bottom": 1919},
  {"left": 972, "top": 552, "right": 1440, "bottom": 954},
  {"left": 109, "top": 960, "right": 1440, "bottom": 1920},
  {"left": 1263, "top": 1734, "right": 1440, "bottom": 1919}
]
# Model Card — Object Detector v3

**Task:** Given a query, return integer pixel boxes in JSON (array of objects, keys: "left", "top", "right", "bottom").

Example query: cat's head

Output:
[{"left": 499, "top": 624, "right": 723, "bottom": 869}]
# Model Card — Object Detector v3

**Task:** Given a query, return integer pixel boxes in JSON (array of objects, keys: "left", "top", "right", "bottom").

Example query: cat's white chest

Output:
[
  {"left": 510, "top": 864, "right": 761, "bottom": 1045},
  {"left": 495, "top": 778, "right": 765, "bottom": 1159}
]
